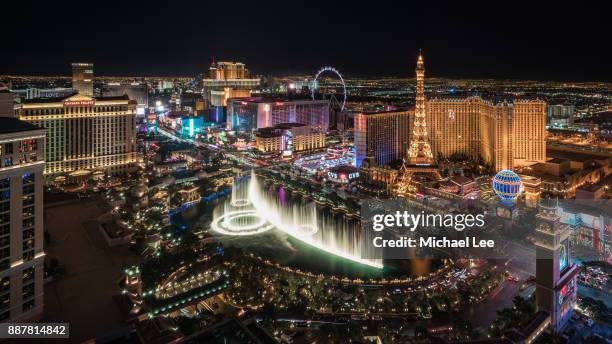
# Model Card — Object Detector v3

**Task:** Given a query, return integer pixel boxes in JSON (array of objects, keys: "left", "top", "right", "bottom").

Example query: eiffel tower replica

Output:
[{"left": 396, "top": 50, "right": 441, "bottom": 197}]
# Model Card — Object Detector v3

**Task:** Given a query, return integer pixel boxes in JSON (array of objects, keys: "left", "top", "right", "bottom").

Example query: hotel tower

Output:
[
  {"left": 426, "top": 97, "right": 547, "bottom": 171},
  {"left": 16, "top": 93, "right": 138, "bottom": 182},
  {"left": 71, "top": 62, "right": 94, "bottom": 97},
  {"left": 0, "top": 106, "right": 46, "bottom": 321}
]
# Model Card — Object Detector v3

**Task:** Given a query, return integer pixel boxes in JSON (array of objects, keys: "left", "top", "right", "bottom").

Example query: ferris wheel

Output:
[{"left": 312, "top": 66, "right": 347, "bottom": 111}]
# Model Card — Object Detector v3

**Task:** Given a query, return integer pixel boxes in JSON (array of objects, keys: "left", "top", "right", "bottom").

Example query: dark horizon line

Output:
[{"left": 2, "top": 72, "right": 612, "bottom": 85}]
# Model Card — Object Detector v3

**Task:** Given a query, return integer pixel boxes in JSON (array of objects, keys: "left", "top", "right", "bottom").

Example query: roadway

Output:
[{"left": 156, "top": 126, "right": 267, "bottom": 167}]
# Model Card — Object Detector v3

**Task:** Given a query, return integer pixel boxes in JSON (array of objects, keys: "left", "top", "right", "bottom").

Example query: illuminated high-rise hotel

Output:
[
  {"left": 209, "top": 61, "right": 247, "bottom": 80},
  {"left": 16, "top": 93, "right": 139, "bottom": 182},
  {"left": 354, "top": 109, "right": 411, "bottom": 168},
  {"left": 426, "top": 96, "right": 547, "bottom": 170},
  {"left": 71, "top": 62, "right": 94, "bottom": 97},
  {"left": 202, "top": 61, "right": 260, "bottom": 107},
  {"left": 0, "top": 116, "right": 46, "bottom": 322},
  {"left": 397, "top": 51, "right": 547, "bottom": 172},
  {"left": 407, "top": 51, "right": 434, "bottom": 165}
]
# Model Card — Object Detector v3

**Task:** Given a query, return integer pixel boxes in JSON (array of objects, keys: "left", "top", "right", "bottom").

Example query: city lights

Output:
[{"left": 1, "top": 3, "right": 610, "bottom": 342}]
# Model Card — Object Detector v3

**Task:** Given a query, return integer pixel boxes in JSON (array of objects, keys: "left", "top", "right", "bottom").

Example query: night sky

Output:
[{"left": 4, "top": 1, "right": 610, "bottom": 81}]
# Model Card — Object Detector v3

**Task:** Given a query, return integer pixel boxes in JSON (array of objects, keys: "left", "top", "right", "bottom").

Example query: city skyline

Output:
[
  {"left": 0, "top": 2, "right": 610, "bottom": 342},
  {"left": 3, "top": 1, "right": 612, "bottom": 81}
]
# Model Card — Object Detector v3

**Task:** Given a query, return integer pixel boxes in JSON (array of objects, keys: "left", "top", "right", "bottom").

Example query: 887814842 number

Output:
[{"left": 1, "top": 323, "right": 69, "bottom": 339}]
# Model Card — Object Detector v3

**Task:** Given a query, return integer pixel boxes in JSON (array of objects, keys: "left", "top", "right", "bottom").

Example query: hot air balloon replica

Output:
[
  {"left": 492, "top": 169, "right": 522, "bottom": 201},
  {"left": 492, "top": 169, "right": 522, "bottom": 219}
]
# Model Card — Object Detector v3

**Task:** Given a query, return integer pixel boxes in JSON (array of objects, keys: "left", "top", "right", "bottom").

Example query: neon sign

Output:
[{"left": 64, "top": 100, "right": 95, "bottom": 106}]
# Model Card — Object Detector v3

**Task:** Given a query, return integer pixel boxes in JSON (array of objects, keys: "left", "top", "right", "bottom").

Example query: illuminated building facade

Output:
[
  {"left": 178, "top": 116, "right": 205, "bottom": 138},
  {"left": 71, "top": 62, "right": 94, "bottom": 97},
  {"left": 255, "top": 123, "right": 325, "bottom": 155},
  {"left": 16, "top": 94, "right": 138, "bottom": 181},
  {"left": 557, "top": 201, "right": 612, "bottom": 262},
  {"left": 521, "top": 174, "right": 542, "bottom": 208},
  {"left": 227, "top": 97, "right": 330, "bottom": 133},
  {"left": 202, "top": 62, "right": 260, "bottom": 107},
  {"left": 277, "top": 78, "right": 318, "bottom": 93},
  {"left": 209, "top": 61, "right": 247, "bottom": 80},
  {"left": 255, "top": 131, "right": 283, "bottom": 153},
  {"left": 547, "top": 104, "right": 575, "bottom": 127},
  {"left": 358, "top": 160, "right": 398, "bottom": 196},
  {"left": 535, "top": 199, "right": 580, "bottom": 334},
  {"left": 0, "top": 117, "right": 46, "bottom": 322},
  {"left": 327, "top": 165, "right": 359, "bottom": 184},
  {"left": 520, "top": 156, "right": 611, "bottom": 198},
  {"left": 426, "top": 96, "right": 547, "bottom": 170},
  {"left": 354, "top": 109, "right": 411, "bottom": 168},
  {"left": 178, "top": 186, "right": 200, "bottom": 206},
  {"left": 424, "top": 175, "right": 479, "bottom": 200}
]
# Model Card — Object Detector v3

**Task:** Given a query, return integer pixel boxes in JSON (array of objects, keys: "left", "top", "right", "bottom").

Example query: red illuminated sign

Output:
[{"left": 64, "top": 100, "right": 95, "bottom": 106}]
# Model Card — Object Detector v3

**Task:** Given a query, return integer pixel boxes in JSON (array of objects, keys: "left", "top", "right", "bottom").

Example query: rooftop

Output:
[
  {"left": 256, "top": 123, "right": 312, "bottom": 137},
  {"left": 450, "top": 175, "right": 474, "bottom": 185},
  {"left": 547, "top": 157, "right": 569, "bottom": 165},
  {"left": 547, "top": 147, "right": 611, "bottom": 163},
  {"left": 0, "top": 117, "right": 42, "bottom": 134},
  {"left": 229, "top": 95, "right": 329, "bottom": 104},
  {"left": 95, "top": 95, "right": 131, "bottom": 101},
  {"left": 428, "top": 93, "right": 545, "bottom": 105},
  {"left": 577, "top": 183, "right": 604, "bottom": 192},
  {"left": 275, "top": 122, "right": 306, "bottom": 129},
  {"left": 361, "top": 107, "right": 413, "bottom": 115},
  {"left": 255, "top": 129, "right": 282, "bottom": 138},
  {"left": 21, "top": 94, "right": 131, "bottom": 104}
]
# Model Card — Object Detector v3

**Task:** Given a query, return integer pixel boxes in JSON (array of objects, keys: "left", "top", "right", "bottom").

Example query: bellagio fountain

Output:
[{"left": 211, "top": 171, "right": 383, "bottom": 269}]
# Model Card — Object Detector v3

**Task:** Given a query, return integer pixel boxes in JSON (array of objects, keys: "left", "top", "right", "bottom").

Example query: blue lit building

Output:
[
  {"left": 354, "top": 109, "right": 411, "bottom": 168},
  {"left": 179, "top": 116, "right": 205, "bottom": 137},
  {"left": 205, "top": 106, "right": 225, "bottom": 124}
]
